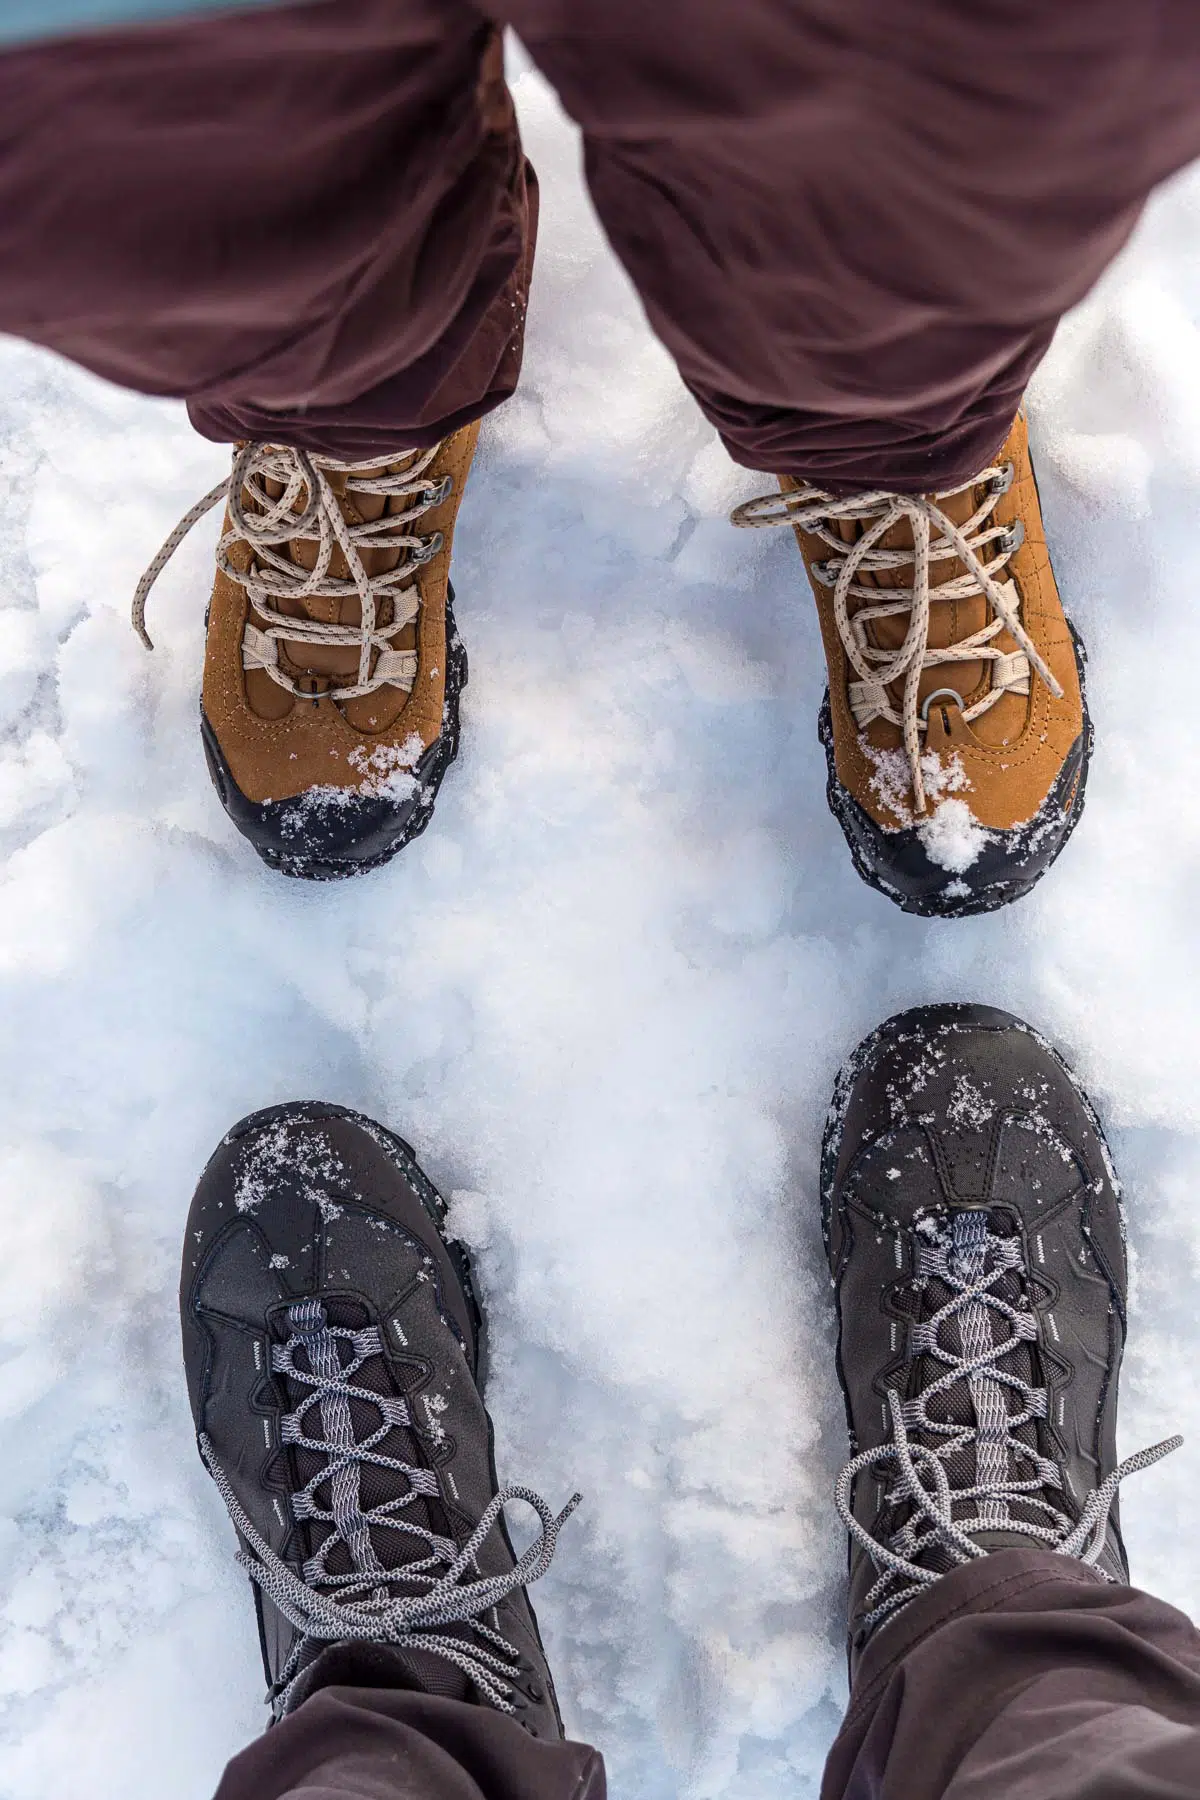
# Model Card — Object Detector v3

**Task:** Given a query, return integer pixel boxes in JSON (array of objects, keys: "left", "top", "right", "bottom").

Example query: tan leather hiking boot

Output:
[
  {"left": 134, "top": 427, "right": 477, "bottom": 878},
  {"left": 732, "top": 412, "right": 1089, "bottom": 916}
]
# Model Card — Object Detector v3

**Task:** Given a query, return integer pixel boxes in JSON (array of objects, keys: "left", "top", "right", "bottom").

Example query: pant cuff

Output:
[{"left": 843, "top": 1549, "right": 1109, "bottom": 1734}]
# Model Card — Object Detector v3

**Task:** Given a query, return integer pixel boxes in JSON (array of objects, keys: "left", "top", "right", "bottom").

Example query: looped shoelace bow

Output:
[
  {"left": 132, "top": 441, "right": 451, "bottom": 700},
  {"left": 201, "top": 1298, "right": 581, "bottom": 1717},
  {"left": 731, "top": 464, "right": 1063, "bottom": 813},
  {"left": 834, "top": 1211, "right": 1181, "bottom": 1638}
]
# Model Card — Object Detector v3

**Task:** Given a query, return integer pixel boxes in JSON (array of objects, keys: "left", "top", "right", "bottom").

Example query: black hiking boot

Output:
[
  {"left": 821, "top": 1004, "right": 1180, "bottom": 1670},
  {"left": 180, "top": 1102, "right": 578, "bottom": 1728}
]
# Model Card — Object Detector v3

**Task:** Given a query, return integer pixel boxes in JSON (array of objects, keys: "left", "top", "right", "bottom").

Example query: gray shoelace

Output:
[
  {"left": 132, "top": 441, "right": 449, "bottom": 700},
  {"left": 835, "top": 1211, "right": 1181, "bottom": 1637},
  {"left": 201, "top": 1298, "right": 580, "bottom": 1716}
]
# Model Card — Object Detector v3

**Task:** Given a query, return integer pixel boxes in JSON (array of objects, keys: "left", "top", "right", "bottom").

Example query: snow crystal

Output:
[
  {"left": 420, "top": 1393, "right": 449, "bottom": 1447},
  {"left": 917, "top": 797, "right": 994, "bottom": 873},
  {"left": 0, "top": 49, "right": 1195, "bottom": 1800},
  {"left": 862, "top": 743, "right": 970, "bottom": 828},
  {"left": 946, "top": 1072, "right": 995, "bottom": 1130},
  {"left": 346, "top": 733, "right": 425, "bottom": 800},
  {"left": 233, "top": 1118, "right": 348, "bottom": 1217}
]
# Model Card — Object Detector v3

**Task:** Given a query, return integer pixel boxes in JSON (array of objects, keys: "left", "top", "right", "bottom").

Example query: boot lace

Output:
[
  {"left": 730, "top": 463, "right": 1063, "bottom": 813},
  {"left": 132, "top": 441, "right": 451, "bottom": 700},
  {"left": 835, "top": 1210, "right": 1181, "bottom": 1638},
  {"left": 201, "top": 1298, "right": 580, "bottom": 1717}
]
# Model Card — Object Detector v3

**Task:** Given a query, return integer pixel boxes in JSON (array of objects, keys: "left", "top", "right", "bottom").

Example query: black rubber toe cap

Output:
[
  {"left": 821, "top": 711, "right": 1091, "bottom": 918},
  {"left": 180, "top": 1100, "right": 484, "bottom": 1395},
  {"left": 819, "top": 627, "right": 1092, "bottom": 918},
  {"left": 202, "top": 592, "right": 466, "bottom": 881},
  {"left": 820, "top": 1001, "right": 1122, "bottom": 1266}
]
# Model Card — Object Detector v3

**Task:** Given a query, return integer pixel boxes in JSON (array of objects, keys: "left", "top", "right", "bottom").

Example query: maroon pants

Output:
[
  {"left": 4, "top": 1, "right": 1200, "bottom": 490},
  {"left": 214, "top": 1551, "right": 1200, "bottom": 1800}
]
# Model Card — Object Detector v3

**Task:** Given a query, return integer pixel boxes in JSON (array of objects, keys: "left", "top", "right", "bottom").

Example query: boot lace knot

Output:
[
  {"left": 201, "top": 1298, "right": 580, "bottom": 1717},
  {"left": 132, "top": 441, "right": 450, "bottom": 701},
  {"left": 834, "top": 1210, "right": 1180, "bottom": 1638},
  {"left": 731, "top": 464, "right": 1062, "bottom": 813}
]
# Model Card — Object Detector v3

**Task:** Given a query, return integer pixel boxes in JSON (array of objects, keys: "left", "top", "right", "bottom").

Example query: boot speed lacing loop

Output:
[
  {"left": 833, "top": 1211, "right": 1181, "bottom": 1637},
  {"left": 731, "top": 465, "right": 1063, "bottom": 814},
  {"left": 201, "top": 1299, "right": 580, "bottom": 1717},
  {"left": 132, "top": 441, "right": 450, "bottom": 701}
]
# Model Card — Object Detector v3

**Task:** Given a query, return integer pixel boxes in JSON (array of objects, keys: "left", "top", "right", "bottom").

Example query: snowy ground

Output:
[{"left": 0, "top": 56, "right": 1198, "bottom": 1800}]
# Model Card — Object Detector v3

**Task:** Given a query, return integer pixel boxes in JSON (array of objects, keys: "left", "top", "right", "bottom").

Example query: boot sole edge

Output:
[
  {"left": 201, "top": 589, "right": 468, "bottom": 882},
  {"left": 819, "top": 624, "right": 1093, "bottom": 918}
]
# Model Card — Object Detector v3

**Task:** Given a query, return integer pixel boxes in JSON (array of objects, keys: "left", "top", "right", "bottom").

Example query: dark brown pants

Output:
[
  {"left": 5, "top": 1, "right": 1200, "bottom": 489},
  {"left": 214, "top": 1551, "right": 1200, "bottom": 1800}
]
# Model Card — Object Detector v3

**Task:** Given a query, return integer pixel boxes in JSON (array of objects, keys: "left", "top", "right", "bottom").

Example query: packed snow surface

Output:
[{"left": 0, "top": 57, "right": 1199, "bottom": 1800}]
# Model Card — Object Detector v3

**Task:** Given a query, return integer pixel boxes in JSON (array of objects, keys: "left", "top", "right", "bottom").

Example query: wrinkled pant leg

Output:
[
  {"left": 0, "top": 0, "right": 537, "bottom": 460},
  {"left": 821, "top": 1548, "right": 1200, "bottom": 1800},
  {"left": 505, "top": 0, "right": 1200, "bottom": 491},
  {"left": 212, "top": 1652, "right": 605, "bottom": 1800}
]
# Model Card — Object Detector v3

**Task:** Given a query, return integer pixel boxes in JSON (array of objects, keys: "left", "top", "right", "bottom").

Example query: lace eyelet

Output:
[
  {"left": 997, "top": 518, "right": 1025, "bottom": 556},
  {"left": 920, "top": 686, "right": 965, "bottom": 723},
  {"left": 991, "top": 462, "right": 1016, "bottom": 497}
]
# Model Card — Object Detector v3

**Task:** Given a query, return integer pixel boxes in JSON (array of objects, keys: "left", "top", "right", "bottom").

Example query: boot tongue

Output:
[
  {"left": 838, "top": 482, "right": 993, "bottom": 718},
  {"left": 388, "top": 1647, "right": 472, "bottom": 1702},
  {"left": 891, "top": 1211, "right": 1062, "bottom": 1570},
  {"left": 252, "top": 455, "right": 415, "bottom": 685},
  {"left": 277, "top": 1296, "right": 473, "bottom": 1701}
]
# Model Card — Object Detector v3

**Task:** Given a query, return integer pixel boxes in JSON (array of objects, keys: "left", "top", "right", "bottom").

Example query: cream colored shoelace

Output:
[
  {"left": 731, "top": 462, "right": 1062, "bottom": 814},
  {"left": 132, "top": 441, "right": 449, "bottom": 702}
]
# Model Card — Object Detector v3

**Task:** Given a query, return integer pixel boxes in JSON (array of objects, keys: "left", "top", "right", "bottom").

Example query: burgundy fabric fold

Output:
[
  {"left": 3, "top": 0, "right": 1200, "bottom": 484},
  {"left": 209, "top": 1552, "right": 1200, "bottom": 1800},
  {"left": 824, "top": 1548, "right": 1200, "bottom": 1800}
]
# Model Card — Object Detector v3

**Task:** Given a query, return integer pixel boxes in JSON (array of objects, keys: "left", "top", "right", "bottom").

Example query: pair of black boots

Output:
[{"left": 182, "top": 1005, "right": 1177, "bottom": 1735}]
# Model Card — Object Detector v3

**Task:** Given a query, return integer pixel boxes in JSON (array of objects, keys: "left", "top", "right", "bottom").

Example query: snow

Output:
[
  {"left": 863, "top": 741, "right": 970, "bottom": 829},
  {"left": 917, "top": 796, "right": 993, "bottom": 873},
  {"left": 0, "top": 51, "right": 1198, "bottom": 1800}
]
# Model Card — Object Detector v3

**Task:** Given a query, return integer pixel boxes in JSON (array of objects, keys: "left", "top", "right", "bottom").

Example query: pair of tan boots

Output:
[{"left": 134, "top": 412, "right": 1086, "bottom": 913}]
